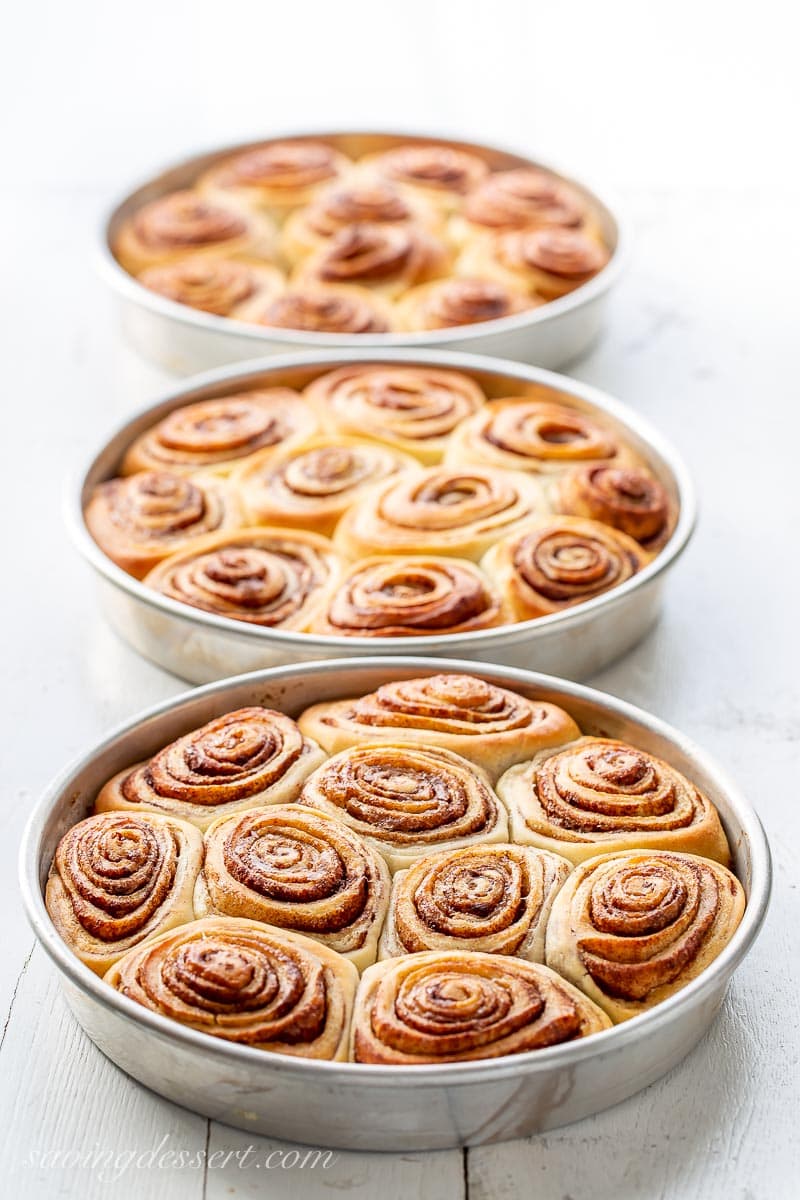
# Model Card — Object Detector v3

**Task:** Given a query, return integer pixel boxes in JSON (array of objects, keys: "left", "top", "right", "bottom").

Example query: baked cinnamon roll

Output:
[
  {"left": 232, "top": 437, "right": 417, "bottom": 536},
  {"left": 293, "top": 223, "right": 451, "bottom": 299},
  {"left": 458, "top": 227, "right": 610, "bottom": 299},
  {"left": 555, "top": 464, "right": 676, "bottom": 553},
  {"left": 395, "top": 277, "right": 536, "bottom": 331},
  {"left": 96, "top": 707, "right": 325, "bottom": 832},
  {"left": 244, "top": 285, "right": 395, "bottom": 334},
  {"left": 445, "top": 396, "right": 629, "bottom": 474},
  {"left": 359, "top": 143, "right": 489, "bottom": 211},
  {"left": 545, "top": 850, "right": 745, "bottom": 1022},
  {"left": 144, "top": 528, "right": 341, "bottom": 630},
  {"left": 311, "top": 556, "right": 506, "bottom": 637},
  {"left": 281, "top": 179, "right": 438, "bottom": 265},
  {"left": 137, "top": 257, "right": 284, "bottom": 319},
  {"left": 200, "top": 140, "right": 352, "bottom": 220},
  {"left": 352, "top": 951, "right": 611, "bottom": 1063},
  {"left": 481, "top": 517, "right": 647, "bottom": 620},
  {"left": 196, "top": 805, "right": 390, "bottom": 970},
  {"left": 298, "top": 673, "right": 580, "bottom": 781},
  {"left": 379, "top": 843, "right": 571, "bottom": 962},
  {"left": 499, "top": 738, "right": 732, "bottom": 865},
  {"left": 46, "top": 811, "right": 203, "bottom": 976},
  {"left": 114, "top": 190, "right": 274, "bottom": 275},
  {"left": 305, "top": 364, "right": 485, "bottom": 464},
  {"left": 121, "top": 390, "right": 318, "bottom": 477},
  {"left": 451, "top": 167, "right": 595, "bottom": 242},
  {"left": 333, "top": 465, "right": 545, "bottom": 561},
  {"left": 85, "top": 470, "right": 242, "bottom": 579},
  {"left": 299, "top": 744, "right": 507, "bottom": 872},
  {"left": 105, "top": 916, "right": 358, "bottom": 1059}
]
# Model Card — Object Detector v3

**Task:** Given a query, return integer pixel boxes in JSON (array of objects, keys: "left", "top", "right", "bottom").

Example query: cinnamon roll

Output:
[
  {"left": 359, "top": 143, "right": 489, "bottom": 211},
  {"left": 232, "top": 437, "right": 417, "bottom": 536},
  {"left": 137, "top": 257, "right": 284, "bottom": 319},
  {"left": 244, "top": 285, "right": 395, "bottom": 334},
  {"left": 114, "top": 190, "right": 274, "bottom": 275},
  {"left": 481, "top": 518, "right": 647, "bottom": 620},
  {"left": 499, "top": 738, "right": 732, "bottom": 866},
  {"left": 293, "top": 223, "right": 451, "bottom": 300},
  {"left": 352, "top": 951, "right": 611, "bottom": 1063},
  {"left": 445, "top": 396, "right": 629, "bottom": 474},
  {"left": 96, "top": 707, "right": 325, "bottom": 832},
  {"left": 458, "top": 227, "right": 610, "bottom": 299},
  {"left": 379, "top": 843, "right": 571, "bottom": 962},
  {"left": 395, "top": 277, "right": 537, "bottom": 331},
  {"left": 305, "top": 364, "right": 485, "bottom": 464},
  {"left": 46, "top": 811, "right": 203, "bottom": 976},
  {"left": 200, "top": 140, "right": 352, "bottom": 220},
  {"left": 105, "top": 916, "right": 358, "bottom": 1059},
  {"left": 299, "top": 744, "right": 507, "bottom": 872},
  {"left": 545, "top": 850, "right": 745, "bottom": 1022},
  {"left": 85, "top": 470, "right": 242, "bottom": 579},
  {"left": 555, "top": 464, "right": 676, "bottom": 553},
  {"left": 144, "top": 528, "right": 341, "bottom": 631},
  {"left": 451, "top": 167, "right": 595, "bottom": 242},
  {"left": 333, "top": 466, "right": 545, "bottom": 561},
  {"left": 311, "top": 556, "right": 506, "bottom": 637},
  {"left": 281, "top": 179, "right": 438, "bottom": 265},
  {"left": 196, "top": 805, "right": 390, "bottom": 971},
  {"left": 122, "top": 390, "right": 318, "bottom": 477},
  {"left": 298, "top": 673, "right": 580, "bottom": 781}
]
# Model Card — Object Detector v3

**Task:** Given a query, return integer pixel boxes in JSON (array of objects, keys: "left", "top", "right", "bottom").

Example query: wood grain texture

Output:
[{"left": 2, "top": 1, "right": 799, "bottom": 1196}]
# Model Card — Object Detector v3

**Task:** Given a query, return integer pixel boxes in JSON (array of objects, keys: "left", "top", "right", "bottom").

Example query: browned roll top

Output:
[
  {"left": 312, "top": 223, "right": 436, "bottom": 284},
  {"left": 509, "top": 521, "right": 643, "bottom": 606},
  {"left": 370, "top": 144, "right": 489, "bottom": 194},
  {"left": 501, "top": 228, "right": 609, "bottom": 279},
  {"left": 306, "top": 182, "right": 415, "bottom": 234},
  {"left": 257, "top": 289, "right": 389, "bottom": 333},
  {"left": 558, "top": 465, "right": 671, "bottom": 545},
  {"left": 215, "top": 140, "right": 343, "bottom": 191},
  {"left": 464, "top": 168, "right": 587, "bottom": 231},
  {"left": 132, "top": 191, "right": 248, "bottom": 250},
  {"left": 139, "top": 258, "right": 259, "bottom": 315}
]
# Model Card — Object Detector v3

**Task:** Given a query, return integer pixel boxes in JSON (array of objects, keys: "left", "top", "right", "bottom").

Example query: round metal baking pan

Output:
[
  {"left": 99, "top": 130, "right": 628, "bottom": 374},
  {"left": 69, "top": 349, "right": 695, "bottom": 684},
  {"left": 20, "top": 657, "right": 770, "bottom": 1151}
]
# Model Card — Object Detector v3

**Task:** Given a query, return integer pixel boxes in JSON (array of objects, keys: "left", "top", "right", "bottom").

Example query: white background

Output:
[{"left": 2, "top": 2, "right": 799, "bottom": 1197}]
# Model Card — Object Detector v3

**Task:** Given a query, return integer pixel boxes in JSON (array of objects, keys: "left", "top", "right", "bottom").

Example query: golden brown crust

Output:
[
  {"left": 46, "top": 811, "right": 203, "bottom": 975},
  {"left": 244, "top": 284, "right": 395, "bottom": 333},
  {"left": 379, "top": 843, "right": 571, "bottom": 961},
  {"left": 298, "top": 673, "right": 580, "bottom": 781},
  {"left": 85, "top": 470, "right": 242, "bottom": 579},
  {"left": 459, "top": 168, "right": 590, "bottom": 234},
  {"left": 105, "top": 916, "right": 358, "bottom": 1059},
  {"left": 293, "top": 223, "right": 451, "bottom": 299},
  {"left": 143, "top": 528, "right": 341, "bottom": 630},
  {"left": 352, "top": 951, "right": 611, "bottom": 1063},
  {"left": 196, "top": 805, "right": 390, "bottom": 970},
  {"left": 137, "top": 257, "right": 284, "bottom": 318},
  {"left": 545, "top": 850, "right": 745, "bottom": 1021},
  {"left": 458, "top": 227, "right": 610, "bottom": 299},
  {"left": 311, "top": 555, "right": 506, "bottom": 637},
  {"left": 500, "top": 738, "right": 732, "bottom": 865},
  {"left": 96, "top": 707, "right": 326, "bottom": 832},
  {"left": 200, "top": 140, "right": 352, "bottom": 219},
  {"left": 121, "top": 390, "right": 318, "bottom": 477},
  {"left": 555, "top": 464, "right": 677, "bottom": 553},
  {"left": 395, "top": 278, "right": 536, "bottom": 331},
  {"left": 481, "top": 517, "right": 647, "bottom": 620},
  {"left": 359, "top": 143, "right": 490, "bottom": 209}
]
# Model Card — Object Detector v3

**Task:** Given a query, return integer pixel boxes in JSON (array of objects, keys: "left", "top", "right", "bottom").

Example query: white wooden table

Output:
[{"left": 2, "top": 3, "right": 798, "bottom": 1195}]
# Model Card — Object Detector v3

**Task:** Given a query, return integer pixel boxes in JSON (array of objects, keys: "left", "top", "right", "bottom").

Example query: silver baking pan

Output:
[
  {"left": 99, "top": 130, "right": 627, "bottom": 374},
  {"left": 68, "top": 349, "right": 695, "bottom": 684},
  {"left": 19, "top": 657, "right": 771, "bottom": 1151}
]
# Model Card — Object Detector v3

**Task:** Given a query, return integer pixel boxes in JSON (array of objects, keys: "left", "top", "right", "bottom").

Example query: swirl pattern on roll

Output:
[
  {"left": 122, "top": 390, "right": 318, "bottom": 476},
  {"left": 380, "top": 843, "right": 571, "bottom": 962},
  {"left": 281, "top": 180, "right": 435, "bottom": 264},
  {"left": 360, "top": 143, "right": 489, "bottom": 203},
  {"left": 46, "top": 811, "right": 203, "bottom": 975},
  {"left": 105, "top": 916, "right": 358, "bottom": 1059},
  {"left": 352, "top": 951, "right": 611, "bottom": 1063},
  {"left": 334, "top": 465, "right": 545, "bottom": 561},
  {"left": 299, "top": 744, "right": 507, "bottom": 871},
  {"left": 203, "top": 141, "right": 351, "bottom": 215},
  {"left": 306, "top": 364, "right": 485, "bottom": 463},
  {"left": 556, "top": 464, "right": 674, "bottom": 550},
  {"left": 85, "top": 470, "right": 242, "bottom": 579},
  {"left": 138, "top": 258, "right": 284, "bottom": 318},
  {"left": 295, "top": 223, "right": 449, "bottom": 297},
  {"left": 143, "top": 529, "right": 340, "bottom": 630},
  {"left": 446, "top": 397, "right": 625, "bottom": 474},
  {"left": 250, "top": 286, "right": 393, "bottom": 333},
  {"left": 481, "top": 517, "right": 647, "bottom": 620},
  {"left": 545, "top": 850, "right": 745, "bottom": 1021},
  {"left": 298, "top": 673, "right": 580, "bottom": 782},
  {"left": 96, "top": 707, "right": 325, "bottom": 831},
  {"left": 233, "top": 437, "right": 415, "bottom": 536},
  {"left": 313, "top": 556, "right": 505, "bottom": 636},
  {"left": 461, "top": 168, "right": 589, "bottom": 232},
  {"left": 500, "top": 738, "right": 731, "bottom": 864},
  {"left": 396, "top": 278, "right": 535, "bottom": 331},
  {"left": 499, "top": 228, "right": 610, "bottom": 288}
]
